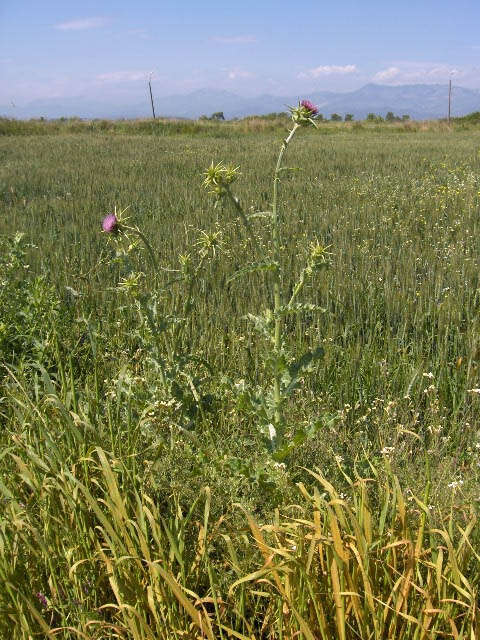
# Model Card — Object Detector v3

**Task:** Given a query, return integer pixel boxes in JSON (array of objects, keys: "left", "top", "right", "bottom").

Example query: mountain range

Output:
[{"left": 1, "top": 83, "right": 479, "bottom": 121}]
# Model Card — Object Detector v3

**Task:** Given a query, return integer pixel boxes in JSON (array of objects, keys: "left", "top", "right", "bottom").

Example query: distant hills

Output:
[{"left": 1, "top": 84, "right": 479, "bottom": 121}]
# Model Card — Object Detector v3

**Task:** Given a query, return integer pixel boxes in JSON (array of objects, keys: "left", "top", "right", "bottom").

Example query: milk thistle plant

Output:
[
  {"left": 101, "top": 206, "right": 221, "bottom": 428},
  {"left": 203, "top": 100, "right": 329, "bottom": 459}
]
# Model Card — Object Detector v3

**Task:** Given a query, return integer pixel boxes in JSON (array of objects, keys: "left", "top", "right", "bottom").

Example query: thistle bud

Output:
[
  {"left": 203, "top": 161, "right": 240, "bottom": 199},
  {"left": 308, "top": 241, "right": 331, "bottom": 270},
  {"left": 289, "top": 99, "right": 319, "bottom": 126},
  {"left": 101, "top": 205, "right": 131, "bottom": 234},
  {"left": 300, "top": 99, "right": 318, "bottom": 115},
  {"left": 102, "top": 213, "right": 119, "bottom": 233}
]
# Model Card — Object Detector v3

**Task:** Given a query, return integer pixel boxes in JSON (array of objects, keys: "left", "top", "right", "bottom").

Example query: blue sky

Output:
[{"left": 1, "top": 0, "right": 479, "bottom": 105}]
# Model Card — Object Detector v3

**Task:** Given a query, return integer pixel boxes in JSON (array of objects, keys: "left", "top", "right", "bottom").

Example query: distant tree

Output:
[
  {"left": 263, "top": 111, "right": 289, "bottom": 119},
  {"left": 385, "top": 111, "right": 396, "bottom": 122},
  {"left": 330, "top": 113, "right": 342, "bottom": 121},
  {"left": 401, "top": 114, "right": 410, "bottom": 121},
  {"left": 199, "top": 115, "right": 209, "bottom": 121},
  {"left": 317, "top": 113, "right": 324, "bottom": 121},
  {"left": 366, "top": 113, "right": 376, "bottom": 121},
  {"left": 210, "top": 111, "right": 225, "bottom": 121},
  {"left": 345, "top": 113, "right": 354, "bottom": 121}
]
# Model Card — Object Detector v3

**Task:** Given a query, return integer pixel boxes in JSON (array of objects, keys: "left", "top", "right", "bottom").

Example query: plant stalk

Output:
[
  {"left": 124, "top": 225, "right": 160, "bottom": 274},
  {"left": 271, "top": 123, "right": 299, "bottom": 446}
]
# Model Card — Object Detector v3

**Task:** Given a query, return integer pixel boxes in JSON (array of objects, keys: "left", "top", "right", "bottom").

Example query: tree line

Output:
[{"left": 198, "top": 111, "right": 411, "bottom": 122}]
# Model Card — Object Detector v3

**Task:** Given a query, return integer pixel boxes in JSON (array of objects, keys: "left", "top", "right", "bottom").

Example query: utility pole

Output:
[
  {"left": 448, "top": 77, "right": 452, "bottom": 124},
  {"left": 148, "top": 75, "right": 156, "bottom": 119}
]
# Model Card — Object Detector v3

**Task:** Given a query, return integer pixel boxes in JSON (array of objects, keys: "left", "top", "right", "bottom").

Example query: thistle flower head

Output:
[
  {"left": 101, "top": 205, "right": 130, "bottom": 234},
  {"left": 289, "top": 99, "right": 319, "bottom": 126},
  {"left": 195, "top": 228, "right": 223, "bottom": 258},
  {"left": 117, "top": 272, "right": 144, "bottom": 295},
  {"left": 203, "top": 161, "right": 240, "bottom": 200},
  {"left": 102, "top": 213, "right": 118, "bottom": 233},
  {"left": 300, "top": 99, "right": 318, "bottom": 116},
  {"left": 308, "top": 241, "right": 332, "bottom": 271}
]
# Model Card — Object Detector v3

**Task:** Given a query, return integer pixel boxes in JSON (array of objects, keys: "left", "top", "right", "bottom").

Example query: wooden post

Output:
[{"left": 148, "top": 78, "right": 156, "bottom": 120}]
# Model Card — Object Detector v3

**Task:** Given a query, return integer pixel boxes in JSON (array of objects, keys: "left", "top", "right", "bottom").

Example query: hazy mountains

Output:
[
  {"left": 1, "top": 84, "right": 479, "bottom": 121},
  {"left": 312, "top": 84, "right": 480, "bottom": 121}
]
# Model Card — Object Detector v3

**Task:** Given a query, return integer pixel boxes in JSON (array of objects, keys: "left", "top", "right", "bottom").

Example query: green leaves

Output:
[
  {"left": 225, "top": 343, "right": 324, "bottom": 456},
  {"left": 281, "top": 346, "right": 324, "bottom": 397},
  {"left": 244, "top": 311, "right": 274, "bottom": 342}
]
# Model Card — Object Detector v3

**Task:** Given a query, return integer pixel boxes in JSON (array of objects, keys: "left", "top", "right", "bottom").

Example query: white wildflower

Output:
[
  {"left": 447, "top": 480, "right": 464, "bottom": 489},
  {"left": 380, "top": 446, "right": 395, "bottom": 455}
]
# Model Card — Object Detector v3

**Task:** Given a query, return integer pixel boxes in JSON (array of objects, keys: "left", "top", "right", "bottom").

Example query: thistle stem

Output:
[
  {"left": 123, "top": 224, "right": 172, "bottom": 379},
  {"left": 124, "top": 225, "right": 160, "bottom": 275},
  {"left": 288, "top": 265, "right": 309, "bottom": 308},
  {"left": 271, "top": 123, "right": 299, "bottom": 447},
  {"left": 224, "top": 185, "right": 261, "bottom": 252}
]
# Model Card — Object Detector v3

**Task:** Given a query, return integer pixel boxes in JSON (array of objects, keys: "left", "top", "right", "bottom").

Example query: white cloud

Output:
[
  {"left": 54, "top": 17, "right": 107, "bottom": 31},
  {"left": 299, "top": 64, "right": 357, "bottom": 79},
  {"left": 373, "top": 64, "right": 467, "bottom": 84},
  {"left": 227, "top": 69, "right": 253, "bottom": 80},
  {"left": 213, "top": 35, "right": 256, "bottom": 44},
  {"left": 96, "top": 71, "right": 148, "bottom": 83},
  {"left": 373, "top": 66, "right": 401, "bottom": 82}
]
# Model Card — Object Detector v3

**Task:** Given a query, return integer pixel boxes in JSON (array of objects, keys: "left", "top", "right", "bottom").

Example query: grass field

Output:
[{"left": 1, "top": 118, "right": 480, "bottom": 638}]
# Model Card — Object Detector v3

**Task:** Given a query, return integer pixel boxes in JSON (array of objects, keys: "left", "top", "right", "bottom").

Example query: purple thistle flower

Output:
[
  {"left": 300, "top": 99, "right": 318, "bottom": 116},
  {"left": 36, "top": 592, "right": 48, "bottom": 608},
  {"left": 102, "top": 213, "right": 118, "bottom": 233}
]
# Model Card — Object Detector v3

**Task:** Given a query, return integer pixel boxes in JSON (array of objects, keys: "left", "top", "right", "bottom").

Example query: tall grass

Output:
[
  {"left": 1, "top": 422, "right": 478, "bottom": 638},
  {"left": 0, "top": 116, "right": 293, "bottom": 137},
  {"left": 2, "top": 127, "right": 480, "bottom": 435},
  {"left": 0, "top": 115, "right": 474, "bottom": 137},
  {"left": 1, "top": 122, "right": 480, "bottom": 637}
]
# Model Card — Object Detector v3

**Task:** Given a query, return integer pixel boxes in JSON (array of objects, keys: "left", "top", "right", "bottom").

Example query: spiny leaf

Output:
[
  {"left": 289, "top": 346, "right": 324, "bottom": 378},
  {"left": 281, "top": 346, "right": 325, "bottom": 395},
  {"left": 244, "top": 312, "right": 274, "bottom": 341}
]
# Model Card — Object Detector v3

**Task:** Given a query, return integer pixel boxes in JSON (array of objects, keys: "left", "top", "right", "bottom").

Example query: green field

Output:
[{"left": 1, "top": 119, "right": 480, "bottom": 638}]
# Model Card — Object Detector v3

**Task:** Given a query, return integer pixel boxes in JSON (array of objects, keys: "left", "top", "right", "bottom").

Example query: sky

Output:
[{"left": 1, "top": 0, "right": 479, "bottom": 106}]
